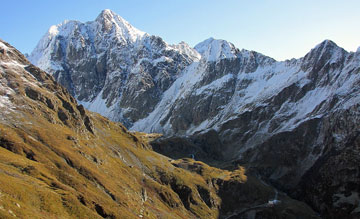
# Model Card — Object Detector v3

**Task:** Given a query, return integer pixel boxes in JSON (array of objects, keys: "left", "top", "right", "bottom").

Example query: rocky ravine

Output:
[
  {"left": 30, "top": 9, "right": 360, "bottom": 218},
  {"left": 0, "top": 39, "right": 319, "bottom": 218}
]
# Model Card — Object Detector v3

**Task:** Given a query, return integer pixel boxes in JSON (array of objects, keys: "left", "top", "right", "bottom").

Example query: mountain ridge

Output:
[{"left": 30, "top": 9, "right": 200, "bottom": 127}]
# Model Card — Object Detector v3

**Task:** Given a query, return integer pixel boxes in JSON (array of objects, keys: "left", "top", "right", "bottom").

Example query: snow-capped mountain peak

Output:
[
  {"left": 96, "top": 9, "right": 115, "bottom": 19},
  {"left": 48, "top": 25, "right": 59, "bottom": 37},
  {"left": 29, "top": 9, "right": 200, "bottom": 125},
  {"left": 29, "top": 9, "right": 147, "bottom": 70},
  {"left": 311, "top": 39, "right": 343, "bottom": 55},
  {"left": 301, "top": 39, "right": 347, "bottom": 71},
  {"left": 194, "top": 37, "right": 239, "bottom": 61},
  {"left": 171, "top": 41, "right": 201, "bottom": 60},
  {"left": 95, "top": 9, "right": 146, "bottom": 43}
]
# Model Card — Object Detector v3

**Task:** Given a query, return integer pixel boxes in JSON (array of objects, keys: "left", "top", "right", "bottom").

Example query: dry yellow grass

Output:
[{"left": 0, "top": 101, "right": 226, "bottom": 218}]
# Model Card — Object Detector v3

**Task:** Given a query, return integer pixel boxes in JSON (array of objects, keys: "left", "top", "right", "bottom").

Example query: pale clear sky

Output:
[{"left": 1, "top": 0, "right": 359, "bottom": 60}]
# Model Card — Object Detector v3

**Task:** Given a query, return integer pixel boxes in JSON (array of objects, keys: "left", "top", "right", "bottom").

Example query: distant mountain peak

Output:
[
  {"left": 94, "top": 9, "right": 146, "bottom": 41},
  {"left": 194, "top": 37, "right": 239, "bottom": 61},
  {"left": 314, "top": 39, "right": 339, "bottom": 51},
  {"left": 95, "top": 9, "right": 117, "bottom": 24},
  {"left": 99, "top": 9, "right": 115, "bottom": 16},
  {"left": 302, "top": 39, "right": 347, "bottom": 67}
]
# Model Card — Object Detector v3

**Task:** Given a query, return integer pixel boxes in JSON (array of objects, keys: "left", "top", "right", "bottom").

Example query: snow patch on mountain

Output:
[
  {"left": 278, "top": 87, "right": 329, "bottom": 131},
  {"left": 131, "top": 61, "right": 203, "bottom": 134},
  {"left": 95, "top": 9, "right": 146, "bottom": 43},
  {"left": 195, "top": 74, "right": 234, "bottom": 95},
  {"left": 172, "top": 41, "right": 201, "bottom": 60},
  {"left": 238, "top": 63, "right": 303, "bottom": 105}
]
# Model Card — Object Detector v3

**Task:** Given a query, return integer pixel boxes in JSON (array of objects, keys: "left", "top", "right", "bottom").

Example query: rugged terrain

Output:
[
  {"left": 29, "top": 10, "right": 360, "bottom": 218},
  {"left": 151, "top": 41, "right": 360, "bottom": 218},
  {"left": 29, "top": 9, "right": 199, "bottom": 127},
  {"left": 0, "top": 40, "right": 321, "bottom": 218}
]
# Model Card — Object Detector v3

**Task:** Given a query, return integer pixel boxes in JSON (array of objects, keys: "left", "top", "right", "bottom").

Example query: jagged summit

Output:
[
  {"left": 95, "top": 9, "right": 118, "bottom": 27},
  {"left": 315, "top": 39, "right": 338, "bottom": 48},
  {"left": 309, "top": 39, "right": 344, "bottom": 54},
  {"left": 97, "top": 9, "right": 115, "bottom": 18},
  {"left": 29, "top": 9, "right": 200, "bottom": 125},
  {"left": 194, "top": 37, "right": 239, "bottom": 61},
  {"left": 302, "top": 39, "right": 347, "bottom": 70},
  {"left": 95, "top": 9, "right": 146, "bottom": 41}
]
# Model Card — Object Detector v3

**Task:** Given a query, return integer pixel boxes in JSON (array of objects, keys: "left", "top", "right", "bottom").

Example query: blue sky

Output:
[{"left": 1, "top": 0, "right": 359, "bottom": 60}]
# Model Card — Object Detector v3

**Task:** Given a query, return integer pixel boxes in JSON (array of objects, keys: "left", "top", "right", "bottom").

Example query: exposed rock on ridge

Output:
[
  {"left": 30, "top": 9, "right": 200, "bottom": 127},
  {"left": 151, "top": 40, "right": 360, "bottom": 218}
]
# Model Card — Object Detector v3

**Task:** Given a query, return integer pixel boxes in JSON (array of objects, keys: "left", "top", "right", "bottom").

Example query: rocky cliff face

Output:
[
  {"left": 0, "top": 39, "right": 319, "bottom": 218},
  {"left": 151, "top": 40, "right": 360, "bottom": 218},
  {"left": 29, "top": 9, "right": 360, "bottom": 218},
  {"left": 29, "top": 9, "right": 200, "bottom": 126}
]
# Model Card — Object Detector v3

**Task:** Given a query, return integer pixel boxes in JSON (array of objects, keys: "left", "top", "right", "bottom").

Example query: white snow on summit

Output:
[
  {"left": 172, "top": 41, "right": 201, "bottom": 60},
  {"left": 29, "top": 9, "right": 147, "bottom": 72},
  {"left": 194, "top": 38, "right": 239, "bottom": 61},
  {"left": 94, "top": 9, "right": 146, "bottom": 43}
]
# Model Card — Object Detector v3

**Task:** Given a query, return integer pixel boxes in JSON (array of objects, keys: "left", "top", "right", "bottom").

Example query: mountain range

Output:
[
  {"left": 0, "top": 38, "right": 320, "bottom": 218},
  {"left": 4, "top": 9, "right": 360, "bottom": 218}
]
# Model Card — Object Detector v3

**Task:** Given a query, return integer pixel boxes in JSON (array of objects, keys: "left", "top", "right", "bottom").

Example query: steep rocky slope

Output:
[
  {"left": 151, "top": 41, "right": 360, "bottom": 218},
  {"left": 0, "top": 40, "right": 319, "bottom": 218}
]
